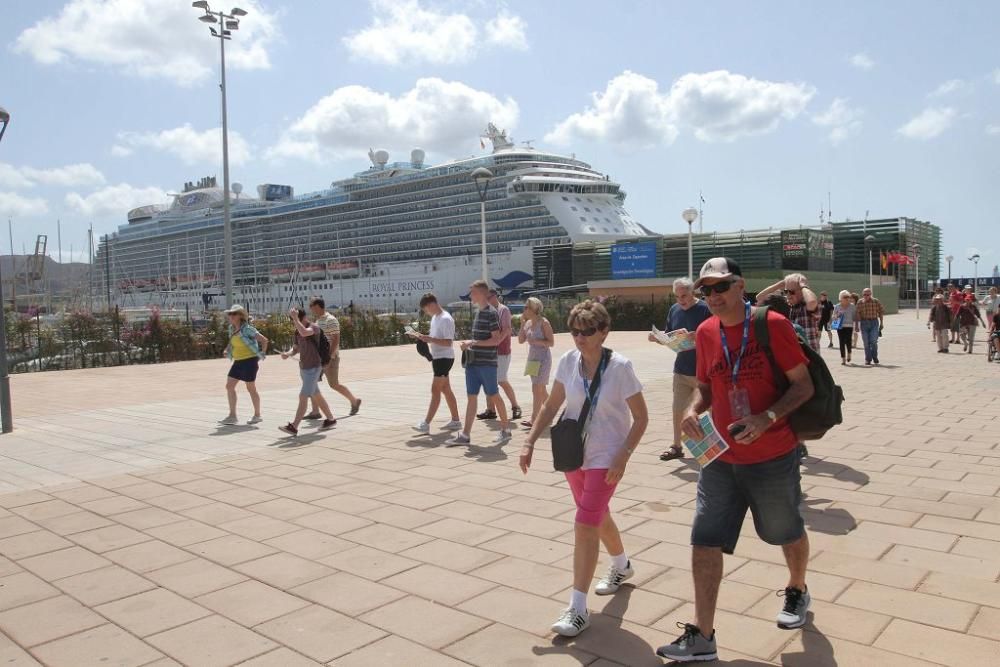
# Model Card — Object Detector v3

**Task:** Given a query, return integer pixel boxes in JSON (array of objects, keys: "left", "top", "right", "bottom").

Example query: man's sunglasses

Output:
[
  {"left": 698, "top": 281, "right": 734, "bottom": 297},
  {"left": 570, "top": 326, "right": 600, "bottom": 338}
]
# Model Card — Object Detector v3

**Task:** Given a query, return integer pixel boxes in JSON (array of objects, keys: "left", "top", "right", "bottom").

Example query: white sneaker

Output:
[
  {"left": 595, "top": 561, "right": 634, "bottom": 595},
  {"left": 219, "top": 416, "right": 239, "bottom": 426},
  {"left": 442, "top": 420, "right": 462, "bottom": 430},
  {"left": 551, "top": 608, "right": 590, "bottom": 637},
  {"left": 412, "top": 421, "right": 430, "bottom": 434},
  {"left": 493, "top": 430, "right": 512, "bottom": 445},
  {"left": 445, "top": 433, "right": 471, "bottom": 447},
  {"left": 247, "top": 416, "right": 262, "bottom": 425}
]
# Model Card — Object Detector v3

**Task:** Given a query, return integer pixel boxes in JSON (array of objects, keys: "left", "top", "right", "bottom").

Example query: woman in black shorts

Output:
[{"left": 220, "top": 305, "right": 269, "bottom": 426}]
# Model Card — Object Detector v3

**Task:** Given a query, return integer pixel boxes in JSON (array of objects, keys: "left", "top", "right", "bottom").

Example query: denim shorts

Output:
[
  {"left": 691, "top": 447, "right": 804, "bottom": 554},
  {"left": 465, "top": 364, "right": 499, "bottom": 396},
  {"left": 300, "top": 366, "right": 323, "bottom": 397}
]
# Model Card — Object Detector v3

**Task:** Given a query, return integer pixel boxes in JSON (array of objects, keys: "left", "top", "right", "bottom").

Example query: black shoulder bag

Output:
[{"left": 551, "top": 348, "right": 611, "bottom": 472}]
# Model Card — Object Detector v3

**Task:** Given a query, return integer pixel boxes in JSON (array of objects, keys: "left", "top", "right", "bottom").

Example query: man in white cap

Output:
[
  {"left": 657, "top": 257, "right": 816, "bottom": 664},
  {"left": 755, "top": 273, "right": 820, "bottom": 351}
]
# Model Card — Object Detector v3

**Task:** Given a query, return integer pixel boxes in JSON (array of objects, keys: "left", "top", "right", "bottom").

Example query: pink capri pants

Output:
[{"left": 565, "top": 468, "right": 617, "bottom": 526}]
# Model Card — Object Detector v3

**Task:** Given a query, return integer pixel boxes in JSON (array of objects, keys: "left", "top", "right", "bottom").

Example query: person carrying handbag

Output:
[{"left": 519, "top": 300, "right": 648, "bottom": 638}]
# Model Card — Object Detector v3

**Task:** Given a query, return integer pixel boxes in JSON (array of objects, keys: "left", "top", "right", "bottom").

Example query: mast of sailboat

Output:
[{"left": 88, "top": 224, "right": 94, "bottom": 312}]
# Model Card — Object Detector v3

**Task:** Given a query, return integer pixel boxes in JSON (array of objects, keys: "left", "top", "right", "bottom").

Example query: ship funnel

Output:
[{"left": 410, "top": 148, "right": 425, "bottom": 167}]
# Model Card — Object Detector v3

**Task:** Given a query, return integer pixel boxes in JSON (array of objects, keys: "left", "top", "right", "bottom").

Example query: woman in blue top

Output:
[{"left": 220, "top": 305, "right": 268, "bottom": 426}]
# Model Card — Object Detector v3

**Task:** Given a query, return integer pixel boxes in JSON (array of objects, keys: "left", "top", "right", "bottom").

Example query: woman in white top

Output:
[
  {"left": 982, "top": 287, "right": 999, "bottom": 320},
  {"left": 517, "top": 296, "right": 555, "bottom": 429},
  {"left": 520, "top": 300, "right": 648, "bottom": 638},
  {"left": 409, "top": 293, "right": 462, "bottom": 434},
  {"left": 831, "top": 290, "right": 857, "bottom": 365}
]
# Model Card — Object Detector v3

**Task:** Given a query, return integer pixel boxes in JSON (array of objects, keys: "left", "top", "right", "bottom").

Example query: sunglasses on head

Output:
[
  {"left": 698, "top": 281, "right": 734, "bottom": 297},
  {"left": 570, "top": 326, "right": 600, "bottom": 338}
]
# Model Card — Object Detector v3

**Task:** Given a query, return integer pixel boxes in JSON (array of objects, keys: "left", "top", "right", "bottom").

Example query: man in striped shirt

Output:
[{"left": 305, "top": 297, "right": 361, "bottom": 419}]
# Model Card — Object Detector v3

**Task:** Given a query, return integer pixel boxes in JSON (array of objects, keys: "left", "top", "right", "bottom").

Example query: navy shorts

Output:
[
  {"left": 228, "top": 358, "right": 259, "bottom": 383},
  {"left": 691, "top": 447, "right": 805, "bottom": 554},
  {"left": 465, "top": 364, "right": 499, "bottom": 396},
  {"left": 432, "top": 358, "right": 455, "bottom": 377}
]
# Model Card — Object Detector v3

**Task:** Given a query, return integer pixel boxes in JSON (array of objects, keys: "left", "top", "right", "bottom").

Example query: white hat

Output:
[
  {"left": 224, "top": 304, "right": 247, "bottom": 316},
  {"left": 694, "top": 257, "right": 743, "bottom": 289}
]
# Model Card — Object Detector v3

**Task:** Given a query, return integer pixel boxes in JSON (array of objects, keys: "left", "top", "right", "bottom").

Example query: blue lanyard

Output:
[
  {"left": 719, "top": 301, "right": 751, "bottom": 386},
  {"left": 581, "top": 352, "right": 608, "bottom": 427}
]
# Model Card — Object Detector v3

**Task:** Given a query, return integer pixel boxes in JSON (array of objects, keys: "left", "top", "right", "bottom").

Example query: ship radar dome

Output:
[
  {"left": 410, "top": 148, "right": 425, "bottom": 167},
  {"left": 232, "top": 182, "right": 243, "bottom": 195},
  {"left": 374, "top": 149, "right": 389, "bottom": 167}
]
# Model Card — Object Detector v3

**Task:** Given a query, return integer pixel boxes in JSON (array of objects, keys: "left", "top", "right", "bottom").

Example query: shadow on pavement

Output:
[
  {"left": 267, "top": 433, "right": 328, "bottom": 449},
  {"left": 777, "top": 612, "right": 836, "bottom": 665},
  {"left": 208, "top": 424, "right": 257, "bottom": 436},
  {"left": 800, "top": 457, "right": 869, "bottom": 487},
  {"left": 463, "top": 443, "right": 508, "bottom": 462},
  {"left": 404, "top": 433, "right": 453, "bottom": 449}
]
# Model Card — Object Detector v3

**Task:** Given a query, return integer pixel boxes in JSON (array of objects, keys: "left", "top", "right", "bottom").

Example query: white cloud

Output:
[
  {"left": 0, "top": 192, "right": 49, "bottom": 217},
  {"left": 546, "top": 70, "right": 815, "bottom": 148},
  {"left": 343, "top": 0, "right": 527, "bottom": 66},
  {"left": 65, "top": 183, "right": 169, "bottom": 218},
  {"left": 987, "top": 124, "right": 1000, "bottom": 136},
  {"left": 267, "top": 78, "right": 519, "bottom": 161},
  {"left": 849, "top": 53, "right": 875, "bottom": 70},
  {"left": 812, "top": 98, "right": 863, "bottom": 145},
  {"left": 897, "top": 107, "right": 957, "bottom": 140},
  {"left": 113, "top": 125, "right": 251, "bottom": 166},
  {"left": 0, "top": 162, "right": 105, "bottom": 189},
  {"left": 929, "top": 79, "right": 971, "bottom": 97},
  {"left": 13, "top": 0, "right": 279, "bottom": 86}
]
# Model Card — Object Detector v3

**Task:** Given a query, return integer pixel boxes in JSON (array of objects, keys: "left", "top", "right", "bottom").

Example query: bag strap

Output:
[
  {"left": 752, "top": 306, "right": 789, "bottom": 390},
  {"left": 578, "top": 348, "right": 611, "bottom": 434}
]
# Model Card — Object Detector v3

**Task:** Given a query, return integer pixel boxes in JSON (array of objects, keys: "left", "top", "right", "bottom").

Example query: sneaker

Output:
[
  {"left": 476, "top": 409, "right": 497, "bottom": 420},
  {"left": 219, "top": 416, "right": 239, "bottom": 426},
  {"left": 776, "top": 586, "right": 811, "bottom": 629},
  {"left": 656, "top": 623, "right": 718, "bottom": 662},
  {"left": 873, "top": 357, "right": 880, "bottom": 366},
  {"left": 493, "top": 430, "right": 512, "bottom": 445},
  {"left": 412, "top": 421, "right": 430, "bottom": 434},
  {"left": 827, "top": 342, "right": 834, "bottom": 348},
  {"left": 445, "top": 433, "right": 471, "bottom": 447},
  {"left": 278, "top": 423, "right": 298, "bottom": 436},
  {"left": 247, "top": 416, "right": 263, "bottom": 425},
  {"left": 442, "top": 420, "right": 463, "bottom": 430},
  {"left": 319, "top": 418, "right": 337, "bottom": 431},
  {"left": 511, "top": 406, "right": 522, "bottom": 420},
  {"left": 595, "top": 561, "right": 634, "bottom": 595},
  {"left": 551, "top": 608, "right": 589, "bottom": 637},
  {"left": 350, "top": 399, "right": 362, "bottom": 415},
  {"left": 303, "top": 412, "right": 322, "bottom": 420}
]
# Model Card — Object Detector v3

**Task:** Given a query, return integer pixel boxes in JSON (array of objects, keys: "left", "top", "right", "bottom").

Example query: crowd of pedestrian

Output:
[{"left": 930, "top": 283, "right": 997, "bottom": 357}]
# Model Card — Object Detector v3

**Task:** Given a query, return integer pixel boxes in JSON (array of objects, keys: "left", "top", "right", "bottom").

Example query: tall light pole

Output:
[
  {"left": 944, "top": 254, "right": 953, "bottom": 283},
  {"left": 969, "top": 253, "right": 981, "bottom": 296},
  {"left": 865, "top": 235, "right": 876, "bottom": 292},
  {"left": 193, "top": 1, "right": 247, "bottom": 308},
  {"left": 0, "top": 106, "right": 13, "bottom": 433},
  {"left": 471, "top": 167, "right": 492, "bottom": 283},
  {"left": 911, "top": 243, "right": 921, "bottom": 319},
  {"left": 682, "top": 207, "right": 699, "bottom": 280}
]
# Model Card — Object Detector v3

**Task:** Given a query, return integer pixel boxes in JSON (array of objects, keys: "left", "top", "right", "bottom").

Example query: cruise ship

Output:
[{"left": 97, "top": 124, "right": 651, "bottom": 315}]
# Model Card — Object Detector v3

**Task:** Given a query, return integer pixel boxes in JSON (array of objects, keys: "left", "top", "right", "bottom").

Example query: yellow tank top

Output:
[{"left": 230, "top": 332, "right": 256, "bottom": 361}]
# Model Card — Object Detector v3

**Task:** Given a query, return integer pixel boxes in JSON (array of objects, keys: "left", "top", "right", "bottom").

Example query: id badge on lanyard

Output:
[{"left": 720, "top": 302, "right": 752, "bottom": 419}]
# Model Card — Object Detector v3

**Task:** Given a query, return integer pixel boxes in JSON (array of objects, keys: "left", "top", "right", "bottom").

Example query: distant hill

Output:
[{"left": 0, "top": 255, "right": 94, "bottom": 299}]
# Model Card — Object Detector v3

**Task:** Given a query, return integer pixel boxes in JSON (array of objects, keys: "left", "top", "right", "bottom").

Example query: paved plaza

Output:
[{"left": 0, "top": 312, "right": 997, "bottom": 665}]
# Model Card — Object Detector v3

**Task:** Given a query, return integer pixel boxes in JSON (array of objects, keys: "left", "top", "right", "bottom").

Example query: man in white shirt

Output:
[
  {"left": 409, "top": 293, "right": 462, "bottom": 433},
  {"left": 305, "top": 297, "right": 361, "bottom": 419}
]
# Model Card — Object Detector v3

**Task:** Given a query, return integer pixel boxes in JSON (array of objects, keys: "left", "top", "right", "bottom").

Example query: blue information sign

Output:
[{"left": 611, "top": 242, "right": 657, "bottom": 279}]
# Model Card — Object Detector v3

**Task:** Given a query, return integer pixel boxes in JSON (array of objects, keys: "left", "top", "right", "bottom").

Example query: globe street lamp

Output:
[
  {"left": 865, "top": 235, "right": 876, "bottom": 292},
  {"left": 682, "top": 207, "right": 699, "bottom": 280},
  {"left": 970, "top": 253, "right": 981, "bottom": 296},
  {"left": 192, "top": 2, "right": 248, "bottom": 309},
  {"left": 944, "top": 254, "right": 954, "bottom": 283},
  {"left": 0, "top": 106, "right": 12, "bottom": 433},
  {"left": 471, "top": 167, "right": 493, "bottom": 283}
]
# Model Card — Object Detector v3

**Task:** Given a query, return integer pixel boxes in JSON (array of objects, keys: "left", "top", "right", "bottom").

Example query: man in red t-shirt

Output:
[
  {"left": 656, "top": 257, "right": 815, "bottom": 664},
  {"left": 947, "top": 284, "right": 964, "bottom": 343}
]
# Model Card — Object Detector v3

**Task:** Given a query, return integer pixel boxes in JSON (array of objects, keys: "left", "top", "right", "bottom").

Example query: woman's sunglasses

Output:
[
  {"left": 570, "top": 326, "right": 599, "bottom": 338},
  {"left": 698, "top": 281, "right": 734, "bottom": 297}
]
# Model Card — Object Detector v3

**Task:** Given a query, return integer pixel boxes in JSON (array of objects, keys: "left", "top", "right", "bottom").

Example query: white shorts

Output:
[{"left": 497, "top": 354, "right": 511, "bottom": 383}]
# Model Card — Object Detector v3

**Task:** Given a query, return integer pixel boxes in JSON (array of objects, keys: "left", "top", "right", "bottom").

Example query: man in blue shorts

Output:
[{"left": 447, "top": 280, "right": 511, "bottom": 446}]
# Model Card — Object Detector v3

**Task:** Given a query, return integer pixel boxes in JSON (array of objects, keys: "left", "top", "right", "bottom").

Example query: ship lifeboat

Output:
[
  {"left": 326, "top": 260, "right": 360, "bottom": 278},
  {"left": 200, "top": 274, "right": 217, "bottom": 287},
  {"left": 271, "top": 268, "right": 293, "bottom": 283},
  {"left": 175, "top": 275, "right": 193, "bottom": 289},
  {"left": 300, "top": 264, "right": 327, "bottom": 281}
]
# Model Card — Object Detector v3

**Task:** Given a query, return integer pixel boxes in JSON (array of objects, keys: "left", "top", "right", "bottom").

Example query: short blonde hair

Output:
[
  {"left": 838, "top": 290, "right": 851, "bottom": 300},
  {"left": 567, "top": 300, "right": 610, "bottom": 331},
  {"left": 525, "top": 297, "right": 543, "bottom": 315}
]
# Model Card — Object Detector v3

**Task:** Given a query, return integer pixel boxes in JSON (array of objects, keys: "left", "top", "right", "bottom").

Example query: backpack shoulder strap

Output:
[{"left": 753, "top": 305, "right": 771, "bottom": 347}]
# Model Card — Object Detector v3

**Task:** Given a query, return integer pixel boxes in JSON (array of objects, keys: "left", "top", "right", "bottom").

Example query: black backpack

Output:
[
  {"left": 753, "top": 306, "right": 844, "bottom": 441},
  {"left": 309, "top": 329, "right": 332, "bottom": 365}
]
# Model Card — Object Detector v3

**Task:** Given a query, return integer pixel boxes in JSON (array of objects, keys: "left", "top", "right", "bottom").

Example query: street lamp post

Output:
[
  {"left": 865, "top": 235, "right": 876, "bottom": 293},
  {"left": 970, "top": 253, "right": 981, "bottom": 297},
  {"left": 0, "top": 106, "right": 12, "bottom": 433},
  {"left": 193, "top": 1, "right": 247, "bottom": 309},
  {"left": 911, "top": 243, "right": 921, "bottom": 319},
  {"left": 682, "top": 207, "right": 699, "bottom": 280},
  {"left": 944, "top": 255, "right": 953, "bottom": 283},
  {"left": 471, "top": 167, "right": 492, "bottom": 283}
]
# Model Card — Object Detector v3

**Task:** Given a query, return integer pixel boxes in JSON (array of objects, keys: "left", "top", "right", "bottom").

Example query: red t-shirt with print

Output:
[{"left": 696, "top": 308, "right": 809, "bottom": 465}]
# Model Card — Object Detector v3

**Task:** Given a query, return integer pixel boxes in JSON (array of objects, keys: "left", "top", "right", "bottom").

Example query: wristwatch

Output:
[{"left": 766, "top": 410, "right": 778, "bottom": 424}]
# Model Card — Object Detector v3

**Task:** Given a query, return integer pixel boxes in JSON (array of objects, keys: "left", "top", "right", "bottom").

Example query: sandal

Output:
[
  {"left": 660, "top": 445, "right": 684, "bottom": 461},
  {"left": 520, "top": 420, "right": 533, "bottom": 428}
]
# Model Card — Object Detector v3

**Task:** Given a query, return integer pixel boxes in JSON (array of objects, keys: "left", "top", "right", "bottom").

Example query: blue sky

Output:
[{"left": 1, "top": 0, "right": 997, "bottom": 277}]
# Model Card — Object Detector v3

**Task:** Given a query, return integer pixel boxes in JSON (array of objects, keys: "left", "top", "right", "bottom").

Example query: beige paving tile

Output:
[
  {"left": 145, "top": 558, "right": 248, "bottom": 598},
  {"left": 777, "top": 632, "right": 939, "bottom": 667},
  {"left": 18, "top": 546, "right": 110, "bottom": 581},
  {"left": 478, "top": 532, "right": 575, "bottom": 565},
  {"left": 145, "top": 491, "right": 215, "bottom": 512},
  {"left": 96, "top": 588, "right": 212, "bottom": 637},
  {"left": 31, "top": 624, "right": 164, "bottom": 667},
  {"left": 340, "top": 523, "right": 436, "bottom": 553},
  {"left": 0, "top": 491, "right": 52, "bottom": 510},
  {"left": 360, "top": 596, "right": 490, "bottom": 649},
  {"left": 255, "top": 605, "right": 386, "bottom": 662},
  {"left": 382, "top": 564, "right": 496, "bottom": 606},
  {"left": 917, "top": 571, "right": 1000, "bottom": 608},
  {"left": 179, "top": 501, "right": 254, "bottom": 525},
  {"left": 147, "top": 615, "right": 276, "bottom": 666},
  {"left": 726, "top": 560, "right": 852, "bottom": 603},
  {"left": 69, "top": 525, "right": 152, "bottom": 553},
  {"left": 233, "top": 552, "right": 335, "bottom": 589},
  {"left": 54, "top": 565, "right": 157, "bottom": 606},
  {"left": 78, "top": 495, "right": 150, "bottom": 516},
  {"left": 474, "top": 557, "right": 570, "bottom": 597},
  {"left": 319, "top": 545, "right": 420, "bottom": 581},
  {"left": 10, "top": 499, "right": 80, "bottom": 522},
  {"left": 111, "top": 507, "right": 184, "bottom": 530},
  {"left": 883, "top": 543, "right": 1000, "bottom": 580},
  {"left": 0, "top": 531, "right": 72, "bottom": 559},
  {"left": 293, "top": 508, "right": 373, "bottom": 535},
  {"left": 104, "top": 539, "right": 196, "bottom": 573},
  {"left": 262, "top": 528, "right": 354, "bottom": 560},
  {"left": 951, "top": 535, "right": 1000, "bottom": 560},
  {"left": 217, "top": 514, "right": 300, "bottom": 541},
  {"left": 185, "top": 534, "right": 277, "bottom": 566},
  {"left": 643, "top": 568, "right": 771, "bottom": 615},
  {"left": 836, "top": 580, "right": 977, "bottom": 631},
  {"left": 143, "top": 518, "right": 227, "bottom": 546},
  {"left": 745, "top": 596, "right": 892, "bottom": 645},
  {"left": 195, "top": 580, "right": 310, "bottom": 626},
  {"left": 875, "top": 618, "right": 1000, "bottom": 665},
  {"left": 359, "top": 504, "right": 442, "bottom": 530},
  {"left": 0, "top": 595, "right": 104, "bottom": 647},
  {"left": 290, "top": 572, "right": 407, "bottom": 616},
  {"left": 332, "top": 634, "right": 470, "bottom": 667},
  {"left": 969, "top": 605, "right": 1000, "bottom": 642},
  {"left": 31, "top": 510, "right": 115, "bottom": 536},
  {"left": 808, "top": 550, "right": 927, "bottom": 589},
  {"left": 444, "top": 622, "right": 600, "bottom": 666},
  {"left": 399, "top": 538, "right": 505, "bottom": 573},
  {"left": 245, "top": 497, "right": 325, "bottom": 521},
  {"left": 841, "top": 521, "right": 957, "bottom": 552},
  {"left": 456, "top": 586, "right": 568, "bottom": 636},
  {"left": 0, "top": 630, "right": 42, "bottom": 665},
  {"left": 653, "top": 603, "right": 794, "bottom": 661},
  {"left": 237, "top": 647, "right": 322, "bottom": 666},
  {"left": 416, "top": 517, "right": 508, "bottom": 546},
  {"left": 0, "top": 571, "right": 60, "bottom": 611}
]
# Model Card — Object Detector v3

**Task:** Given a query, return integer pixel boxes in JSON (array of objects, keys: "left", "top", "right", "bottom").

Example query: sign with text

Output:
[{"left": 611, "top": 242, "right": 657, "bottom": 279}]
